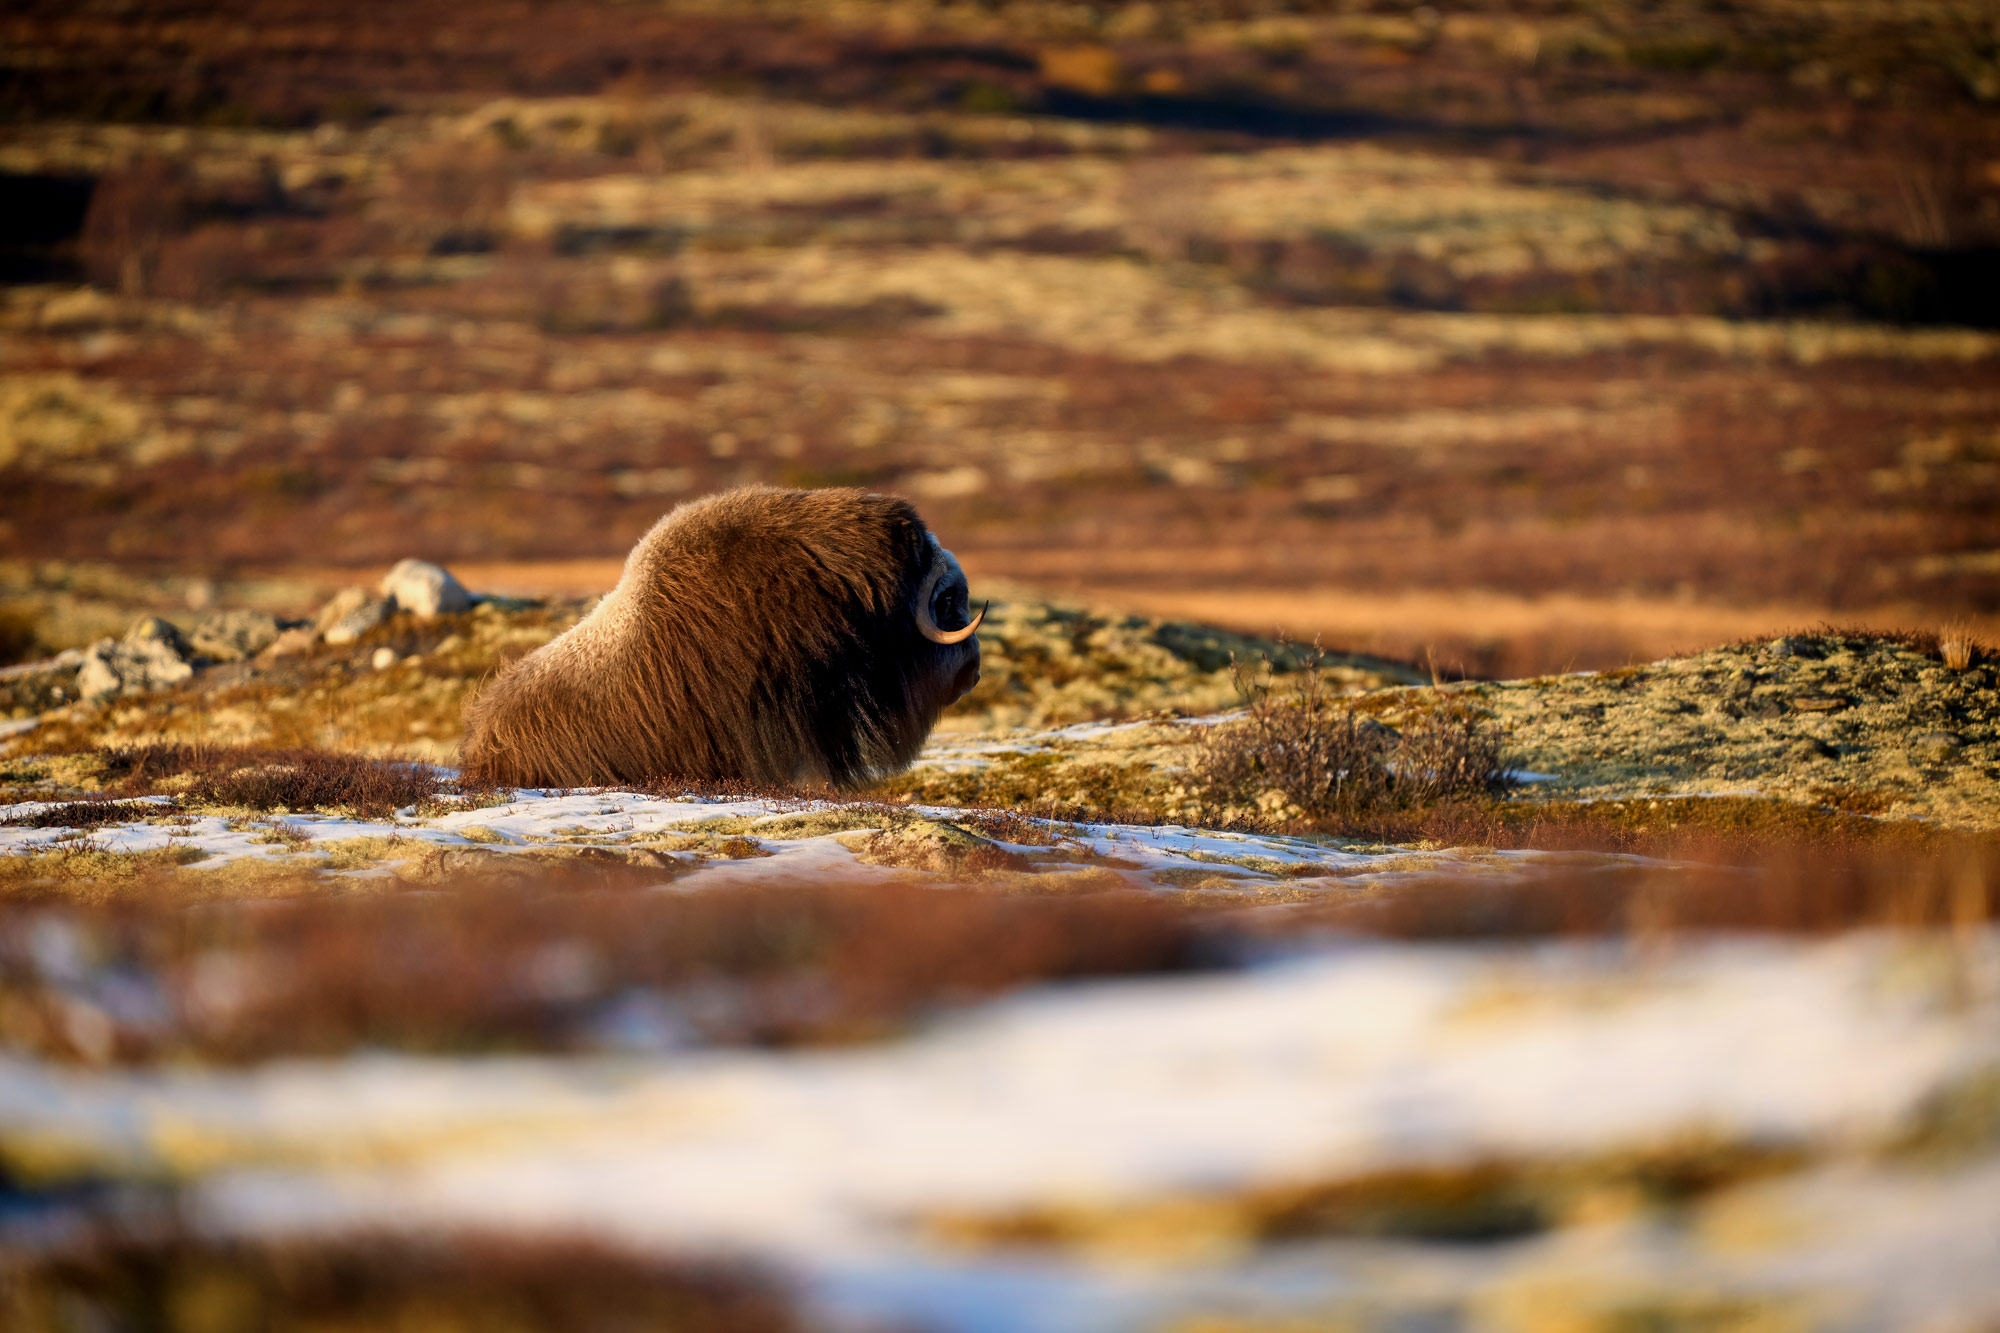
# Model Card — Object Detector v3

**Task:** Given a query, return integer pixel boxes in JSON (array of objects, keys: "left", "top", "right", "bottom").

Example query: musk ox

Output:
[{"left": 460, "top": 486, "right": 984, "bottom": 788}]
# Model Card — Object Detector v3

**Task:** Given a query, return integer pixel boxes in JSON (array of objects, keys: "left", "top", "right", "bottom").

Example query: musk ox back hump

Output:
[{"left": 460, "top": 487, "right": 981, "bottom": 789}]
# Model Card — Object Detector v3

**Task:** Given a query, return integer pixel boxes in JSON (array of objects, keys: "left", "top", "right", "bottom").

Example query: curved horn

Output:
[{"left": 914, "top": 557, "right": 986, "bottom": 645}]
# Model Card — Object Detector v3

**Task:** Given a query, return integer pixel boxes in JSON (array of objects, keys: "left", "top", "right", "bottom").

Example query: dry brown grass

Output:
[
  {"left": 1288, "top": 836, "right": 1998, "bottom": 941},
  {"left": 0, "top": 873, "right": 1208, "bottom": 1065},
  {"left": 97, "top": 743, "right": 448, "bottom": 817},
  {"left": 2, "top": 1233, "right": 793, "bottom": 1333},
  {"left": 3, "top": 822, "right": 1994, "bottom": 1066}
]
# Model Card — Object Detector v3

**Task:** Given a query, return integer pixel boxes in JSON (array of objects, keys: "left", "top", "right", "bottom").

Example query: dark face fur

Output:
[{"left": 918, "top": 539, "right": 982, "bottom": 709}]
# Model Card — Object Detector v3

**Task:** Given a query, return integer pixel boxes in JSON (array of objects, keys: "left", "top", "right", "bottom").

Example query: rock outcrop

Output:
[
  {"left": 304, "top": 561, "right": 473, "bottom": 649},
  {"left": 75, "top": 617, "right": 197, "bottom": 702}
]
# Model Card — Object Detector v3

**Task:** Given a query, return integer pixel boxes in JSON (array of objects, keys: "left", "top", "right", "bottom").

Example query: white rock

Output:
[
  {"left": 381, "top": 559, "right": 471, "bottom": 620},
  {"left": 371, "top": 646, "right": 397, "bottom": 671}
]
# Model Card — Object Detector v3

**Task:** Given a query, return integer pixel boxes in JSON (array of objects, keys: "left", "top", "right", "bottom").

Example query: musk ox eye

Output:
[{"left": 915, "top": 554, "right": 984, "bottom": 645}]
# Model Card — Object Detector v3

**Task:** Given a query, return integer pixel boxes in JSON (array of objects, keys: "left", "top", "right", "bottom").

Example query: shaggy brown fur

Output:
[{"left": 461, "top": 487, "right": 982, "bottom": 788}]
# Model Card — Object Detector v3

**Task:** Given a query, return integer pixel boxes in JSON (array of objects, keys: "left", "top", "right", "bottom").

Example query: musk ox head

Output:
[{"left": 460, "top": 486, "right": 984, "bottom": 789}]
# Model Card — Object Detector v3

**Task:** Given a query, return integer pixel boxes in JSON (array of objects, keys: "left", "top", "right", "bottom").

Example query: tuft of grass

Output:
[
  {"left": 840, "top": 819, "right": 1031, "bottom": 875},
  {"left": 314, "top": 835, "right": 424, "bottom": 870},
  {"left": 249, "top": 821, "right": 314, "bottom": 850},
  {"left": 1939, "top": 621, "right": 1981, "bottom": 671}
]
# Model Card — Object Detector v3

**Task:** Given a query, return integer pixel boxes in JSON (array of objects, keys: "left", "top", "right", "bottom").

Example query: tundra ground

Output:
[{"left": 3, "top": 0, "right": 1998, "bottom": 1326}]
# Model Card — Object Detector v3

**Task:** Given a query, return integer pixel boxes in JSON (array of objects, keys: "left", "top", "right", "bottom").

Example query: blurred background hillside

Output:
[{"left": 3, "top": 0, "right": 1998, "bottom": 676}]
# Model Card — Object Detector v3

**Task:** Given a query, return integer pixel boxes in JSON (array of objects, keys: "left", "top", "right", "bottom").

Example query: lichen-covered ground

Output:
[
  {"left": 899, "top": 629, "right": 2000, "bottom": 831},
  {"left": 1460, "top": 632, "right": 2000, "bottom": 827},
  {"left": 2, "top": 580, "right": 1992, "bottom": 833}
]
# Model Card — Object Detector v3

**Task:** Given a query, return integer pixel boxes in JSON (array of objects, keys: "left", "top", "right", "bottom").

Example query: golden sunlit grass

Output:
[{"left": 1939, "top": 620, "right": 1986, "bottom": 672}]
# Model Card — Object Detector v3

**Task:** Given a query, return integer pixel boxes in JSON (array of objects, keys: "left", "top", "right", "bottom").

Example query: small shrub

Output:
[
  {"left": 100, "top": 744, "right": 444, "bottom": 817},
  {"left": 250, "top": 820, "right": 314, "bottom": 849},
  {"left": 197, "top": 754, "right": 442, "bottom": 818},
  {"left": 1188, "top": 648, "right": 1506, "bottom": 827},
  {"left": 1, "top": 798, "right": 167, "bottom": 829},
  {"left": 1393, "top": 702, "right": 1508, "bottom": 806},
  {"left": 1188, "top": 657, "right": 1392, "bottom": 821}
]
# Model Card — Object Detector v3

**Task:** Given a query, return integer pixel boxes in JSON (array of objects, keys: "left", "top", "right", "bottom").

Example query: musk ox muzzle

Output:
[{"left": 459, "top": 486, "right": 984, "bottom": 790}]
